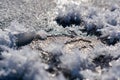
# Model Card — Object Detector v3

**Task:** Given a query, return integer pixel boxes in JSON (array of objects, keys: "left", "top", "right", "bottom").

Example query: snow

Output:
[{"left": 0, "top": 0, "right": 120, "bottom": 80}]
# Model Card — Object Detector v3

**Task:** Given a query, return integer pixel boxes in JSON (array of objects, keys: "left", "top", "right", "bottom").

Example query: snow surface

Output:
[{"left": 0, "top": 0, "right": 120, "bottom": 80}]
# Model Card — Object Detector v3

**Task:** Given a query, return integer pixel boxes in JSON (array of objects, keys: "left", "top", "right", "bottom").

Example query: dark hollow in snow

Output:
[
  {"left": 92, "top": 55, "right": 113, "bottom": 68},
  {"left": 105, "top": 38, "right": 119, "bottom": 45},
  {"left": 13, "top": 32, "right": 36, "bottom": 48},
  {"left": 59, "top": 68, "right": 83, "bottom": 80},
  {"left": 41, "top": 49, "right": 83, "bottom": 80},
  {"left": 81, "top": 28, "right": 101, "bottom": 36},
  {"left": 0, "top": 72, "right": 24, "bottom": 80},
  {"left": 98, "top": 36, "right": 119, "bottom": 45},
  {"left": 81, "top": 22, "right": 102, "bottom": 36},
  {"left": 0, "top": 47, "right": 5, "bottom": 54},
  {"left": 107, "top": 19, "right": 117, "bottom": 26},
  {"left": 55, "top": 12, "right": 82, "bottom": 27}
]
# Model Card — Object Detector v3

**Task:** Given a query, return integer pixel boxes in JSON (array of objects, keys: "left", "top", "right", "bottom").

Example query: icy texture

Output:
[{"left": 0, "top": 0, "right": 120, "bottom": 80}]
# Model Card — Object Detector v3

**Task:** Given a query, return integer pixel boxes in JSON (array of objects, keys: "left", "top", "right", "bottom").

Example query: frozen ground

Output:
[{"left": 0, "top": 0, "right": 120, "bottom": 80}]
